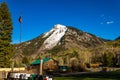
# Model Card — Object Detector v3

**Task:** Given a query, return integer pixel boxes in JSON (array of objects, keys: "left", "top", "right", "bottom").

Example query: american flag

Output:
[{"left": 18, "top": 16, "right": 22, "bottom": 24}]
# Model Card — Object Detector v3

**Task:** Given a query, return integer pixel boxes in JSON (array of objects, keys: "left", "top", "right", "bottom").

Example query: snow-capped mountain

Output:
[
  {"left": 14, "top": 24, "right": 120, "bottom": 66},
  {"left": 15, "top": 24, "right": 106, "bottom": 58},
  {"left": 42, "top": 24, "right": 68, "bottom": 49}
]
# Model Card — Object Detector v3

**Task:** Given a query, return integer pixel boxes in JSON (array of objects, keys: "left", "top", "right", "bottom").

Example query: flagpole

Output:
[
  {"left": 19, "top": 15, "right": 22, "bottom": 44},
  {"left": 19, "top": 23, "right": 21, "bottom": 72},
  {"left": 20, "top": 22, "right": 22, "bottom": 44},
  {"left": 19, "top": 15, "right": 22, "bottom": 72}
]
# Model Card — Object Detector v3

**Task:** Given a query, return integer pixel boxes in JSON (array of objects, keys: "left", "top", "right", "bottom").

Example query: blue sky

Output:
[{"left": 1, "top": 0, "right": 120, "bottom": 43}]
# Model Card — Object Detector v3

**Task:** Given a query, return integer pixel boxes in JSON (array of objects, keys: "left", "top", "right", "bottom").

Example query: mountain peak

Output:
[
  {"left": 42, "top": 24, "right": 68, "bottom": 50},
  {"left": 15, "top": 24, "right": 107, "bottom": 59},
  {"left": 54, "top": 24, "right": 66, "bottom": 29}
]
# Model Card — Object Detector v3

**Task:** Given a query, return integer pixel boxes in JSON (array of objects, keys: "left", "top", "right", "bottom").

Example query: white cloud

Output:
[
  {"left": 106, "top": 21, "right": 114, "bottom": 24},
  {"left": 99, "top": 14, "right": 114, "bottom": 25}
]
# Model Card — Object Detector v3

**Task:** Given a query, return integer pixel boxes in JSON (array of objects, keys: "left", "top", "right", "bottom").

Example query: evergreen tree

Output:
[{"left": 0, "top": 2, "right": 14, "bottom": 68}]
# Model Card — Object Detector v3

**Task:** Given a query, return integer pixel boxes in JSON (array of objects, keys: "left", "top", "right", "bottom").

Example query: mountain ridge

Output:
[
  {"left": 14, "top": 24, "right": 120, "bottom": 67},
  {"left": 14, "top": 24, "right": 105, "bottom": 58}
]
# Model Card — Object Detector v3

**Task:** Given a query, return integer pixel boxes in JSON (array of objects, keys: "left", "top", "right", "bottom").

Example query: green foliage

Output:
[
  {"left": 13, "top": 61, "right": 19, "bottom": 67},
  {"left": 0, "top": 2, "right": 14, "bottom": 67},
  {"left": 47, "top": 45, "right": 62, "bottom": 55},
  {"left": 107, "top": 40, "right": 120, "bottom": 47},
  {"left": 22, "top": 56, "right": 29, "bottom": 65},
  {"left": 100, "top": 52, "right": 115, "bottom": 67},
  {"left": 69, "top": 50, "right": 79, "bottom": 58}
]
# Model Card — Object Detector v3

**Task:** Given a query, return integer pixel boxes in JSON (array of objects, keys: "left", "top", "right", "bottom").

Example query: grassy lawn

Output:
[
  {"left": 55, "top": 77, "right": 116, "bottom": 80},
  {"left": 54, "top": 71, "right": 120, "bottom": 80}
]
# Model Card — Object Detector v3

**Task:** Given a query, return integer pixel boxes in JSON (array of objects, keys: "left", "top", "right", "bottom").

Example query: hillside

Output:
[{"left": 13, "top": 24, "right": 120, "bottom": 67}]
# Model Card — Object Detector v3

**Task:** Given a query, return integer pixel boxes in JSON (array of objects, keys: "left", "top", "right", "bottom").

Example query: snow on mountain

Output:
[{"left": 42, "top": 24, "right": 68, "bottom": 49}]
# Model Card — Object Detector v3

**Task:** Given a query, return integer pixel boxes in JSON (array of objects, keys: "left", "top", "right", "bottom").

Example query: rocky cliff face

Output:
[{"left": 65, "top": 26, "right": 105, "bottom": 48}]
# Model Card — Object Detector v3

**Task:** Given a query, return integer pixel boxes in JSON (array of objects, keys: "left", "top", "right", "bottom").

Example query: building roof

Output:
[{"left": 31, "top": 58, "right": 51, "bottom": 65}]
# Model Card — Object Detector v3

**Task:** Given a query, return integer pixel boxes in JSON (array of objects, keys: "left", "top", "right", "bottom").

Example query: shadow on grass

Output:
[
  {"left": 54, "top": 71, "right": 120, "bottom": 80},
  {"left": 81, "top": 72, "right": 120, "bottom": 79}
]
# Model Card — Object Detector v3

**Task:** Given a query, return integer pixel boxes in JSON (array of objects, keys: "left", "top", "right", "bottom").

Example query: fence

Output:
[{"left": 0, "top": 67, "right": 25, "bottom": 79}]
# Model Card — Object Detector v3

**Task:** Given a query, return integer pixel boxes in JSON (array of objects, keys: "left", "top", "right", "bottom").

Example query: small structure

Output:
[
  {"left": 29, "top": 58, "right": 58, "bottom": 74},
  {"left": 59, "top": 66, "right": 68, "bottom": 72}
]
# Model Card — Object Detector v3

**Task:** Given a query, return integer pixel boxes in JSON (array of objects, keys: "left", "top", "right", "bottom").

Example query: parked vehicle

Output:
[{"left": 7, "top": 72, "right": 31, "bottom": 80}]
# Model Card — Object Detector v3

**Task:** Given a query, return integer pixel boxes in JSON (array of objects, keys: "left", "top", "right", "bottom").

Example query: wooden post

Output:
[{"left": 40, "top": 56, "right": 43, "bottom": 75}]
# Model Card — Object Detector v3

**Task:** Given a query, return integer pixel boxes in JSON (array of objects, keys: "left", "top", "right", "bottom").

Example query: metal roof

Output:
[{"left": 31, "top": 58, "right": 51, "bottom": 65}]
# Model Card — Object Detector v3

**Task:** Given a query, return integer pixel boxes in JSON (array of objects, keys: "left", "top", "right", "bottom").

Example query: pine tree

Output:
[{"left": 0, "top": 2, "right": 14, "bottom": 68}]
